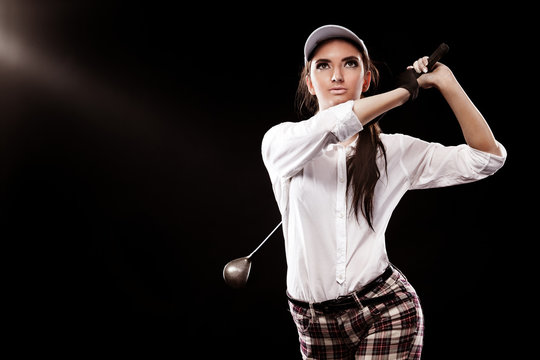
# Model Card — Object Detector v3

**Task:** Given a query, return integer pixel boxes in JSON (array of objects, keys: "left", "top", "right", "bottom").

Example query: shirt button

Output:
[
  {"left": 339, "top": 177, "right": 345, "bottom": 183},
  {"left": 337, "top": 212, "right": 344, "bottom": 218}
]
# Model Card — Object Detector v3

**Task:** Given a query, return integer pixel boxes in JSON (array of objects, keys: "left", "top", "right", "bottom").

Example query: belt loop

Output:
[
  {"left": 352, "top": 292, "right": 363, "bottom": 308},
  {"left": 308, "top": 303, "right": 317, "bottom": 318}
]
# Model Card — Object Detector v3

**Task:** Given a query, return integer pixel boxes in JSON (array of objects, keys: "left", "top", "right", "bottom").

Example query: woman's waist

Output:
[{"left": 286, "top": 258, "right": 391, "bottom": 303}]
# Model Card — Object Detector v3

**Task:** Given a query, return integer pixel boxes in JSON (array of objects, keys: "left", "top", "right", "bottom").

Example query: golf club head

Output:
[{"left": 223, "top": 257, "right": 251, "bottom": 288}]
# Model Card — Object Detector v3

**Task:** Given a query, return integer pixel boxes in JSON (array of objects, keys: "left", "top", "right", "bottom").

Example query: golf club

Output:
[
  {"left": 222, "top": 43, "right": 448, "bottom": 289},
  {"left": 223, "top": 221, "right": 282, "bottom": 288}
]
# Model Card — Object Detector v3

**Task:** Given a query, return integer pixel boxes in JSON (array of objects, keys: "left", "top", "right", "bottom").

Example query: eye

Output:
[
  {"left": 344, "top": 60, "right": 359, "bottom": 68},
  {"left": 315, "top": 62, "right": 330, "bottom": 70}
]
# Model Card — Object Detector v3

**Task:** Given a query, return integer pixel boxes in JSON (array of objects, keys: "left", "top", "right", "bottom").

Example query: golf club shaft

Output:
[{"left": 248, "top": 221, "right": 282, "bottom": 258}]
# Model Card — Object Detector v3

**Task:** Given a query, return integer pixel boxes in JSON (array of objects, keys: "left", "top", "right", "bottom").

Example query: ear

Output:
[
  {"left": 306, "top": 74, "right": 316, "bottom": 95},
  {"left": 362, "top": 71, "right": 372, "bottom": 93}
]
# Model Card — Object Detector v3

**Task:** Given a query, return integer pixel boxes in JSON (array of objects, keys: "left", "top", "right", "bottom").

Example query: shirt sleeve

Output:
[
  {"left": 261, "top": 100, "right": 362, "bottom": 180},
  {"left": 398, "top": 134, "right": 507, "bottom": 190}
]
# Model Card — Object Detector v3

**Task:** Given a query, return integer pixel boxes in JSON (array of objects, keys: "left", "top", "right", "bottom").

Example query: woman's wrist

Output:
[{"left": 432, "top": 67, "right": 458, "bottom": 93}]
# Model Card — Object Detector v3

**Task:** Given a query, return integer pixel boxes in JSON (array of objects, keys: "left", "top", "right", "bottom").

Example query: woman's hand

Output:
[{"left": 408, "top": 56, "right": 455, "bottom": 91}]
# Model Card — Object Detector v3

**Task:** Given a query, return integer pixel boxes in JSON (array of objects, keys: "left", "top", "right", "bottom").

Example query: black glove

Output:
[{"left": 395, "top": 69, "right": 419, "bottom": 101}]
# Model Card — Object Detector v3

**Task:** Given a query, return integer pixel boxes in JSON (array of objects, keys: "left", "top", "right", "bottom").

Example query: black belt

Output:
[{"left": 288, "top": 266, "right": 394, "bottom": 312}]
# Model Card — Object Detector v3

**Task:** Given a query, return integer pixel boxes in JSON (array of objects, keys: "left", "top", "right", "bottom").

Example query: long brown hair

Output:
[{"left": 295, "top": 38, "right": 386, "bottom": 230}]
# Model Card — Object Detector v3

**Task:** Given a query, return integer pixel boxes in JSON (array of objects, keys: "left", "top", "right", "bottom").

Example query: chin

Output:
[{"left": 327, "top": 96, "right": 354, "bottom": 107}]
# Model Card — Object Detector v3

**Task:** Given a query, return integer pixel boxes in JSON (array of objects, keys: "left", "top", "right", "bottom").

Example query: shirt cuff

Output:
[
  {"left": 468, "top": 141, "right": 507, "bottom": 175},
  {"left": 330, "top": 100, "right": 363, "bottom": 142}
]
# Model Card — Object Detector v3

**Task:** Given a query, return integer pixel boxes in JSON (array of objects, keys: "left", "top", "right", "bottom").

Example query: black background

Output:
[{"left": 1, "top": 1, "right": 532, "bottom": 358}]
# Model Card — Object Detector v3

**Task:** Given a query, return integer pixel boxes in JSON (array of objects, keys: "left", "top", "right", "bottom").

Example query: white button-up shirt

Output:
[{"left": 261, "top": 100, "right": 507, "bottom": 303}]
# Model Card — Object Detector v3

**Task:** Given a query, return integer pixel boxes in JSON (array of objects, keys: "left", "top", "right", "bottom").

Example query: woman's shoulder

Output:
[
  {"left": 381, "top": 132, "right": 421, "bottom": 145},
  {"left": 380, "top": 132, "right": 433, "bottom": 155}
]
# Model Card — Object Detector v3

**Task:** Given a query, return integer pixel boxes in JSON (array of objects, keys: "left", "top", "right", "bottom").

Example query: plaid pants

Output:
[{"left": 288, "top": 267, "right": 424, "bottom": 359}]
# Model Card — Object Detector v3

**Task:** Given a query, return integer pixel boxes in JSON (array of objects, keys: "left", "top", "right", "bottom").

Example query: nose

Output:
[{"left": 331, "top": 67, "right": 343, "bottom": 82}]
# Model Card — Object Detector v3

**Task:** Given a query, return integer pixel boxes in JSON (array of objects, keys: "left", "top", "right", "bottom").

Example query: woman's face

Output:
[{"left": 306, "top": 39, "right": 371, "bottom": 111}]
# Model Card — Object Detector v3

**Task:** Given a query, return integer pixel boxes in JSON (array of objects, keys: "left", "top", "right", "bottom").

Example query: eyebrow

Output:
[
  {"left": 342, "top": 56, "right": 361, "bottom": 62},
  {"left": 314, "top": 56, "right": 361, "bottom": 63}
]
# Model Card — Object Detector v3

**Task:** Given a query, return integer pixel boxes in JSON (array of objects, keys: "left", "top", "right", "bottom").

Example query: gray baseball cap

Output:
[{"left": 304, "top": 24, "right": 368, "bottom": 64}]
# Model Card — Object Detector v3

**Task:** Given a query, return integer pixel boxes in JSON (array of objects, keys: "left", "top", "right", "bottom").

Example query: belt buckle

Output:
[{"left": 335, "top": 294, "right": 356, "bottom": 307}]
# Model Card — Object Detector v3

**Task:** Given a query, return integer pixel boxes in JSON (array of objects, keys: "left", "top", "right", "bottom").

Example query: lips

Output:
[{"left": 329, "top": 87, "right": 347, "bottom": 95}]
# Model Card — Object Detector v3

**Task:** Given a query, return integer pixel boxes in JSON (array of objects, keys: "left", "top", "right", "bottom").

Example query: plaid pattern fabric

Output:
[{"left": 288, "top": 267, "right": 424, "bottom": 359}]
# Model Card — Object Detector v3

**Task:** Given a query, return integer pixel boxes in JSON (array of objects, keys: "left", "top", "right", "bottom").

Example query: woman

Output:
[{"left": 261, "top": 25, "right": 506, "bottom": 359}]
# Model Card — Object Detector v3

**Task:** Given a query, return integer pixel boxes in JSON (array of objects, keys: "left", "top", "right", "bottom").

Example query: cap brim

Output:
[{"left": 304, "top": 24, "right": 368, "bottom": 63}]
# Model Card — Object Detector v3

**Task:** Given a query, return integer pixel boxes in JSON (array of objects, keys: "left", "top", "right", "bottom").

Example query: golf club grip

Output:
[{"left": 415, "top": 42, "right": 449, "bottom": 78}]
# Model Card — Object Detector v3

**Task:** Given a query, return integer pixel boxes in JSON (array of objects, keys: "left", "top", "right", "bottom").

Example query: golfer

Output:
[{"left": 261, "top": 25, "right": 506, "bottom": 359}]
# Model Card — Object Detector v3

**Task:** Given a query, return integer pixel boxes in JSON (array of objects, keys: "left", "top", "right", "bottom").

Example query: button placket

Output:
[{"left": 335, "top": 146, "right": 347, "bottom": 284}]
